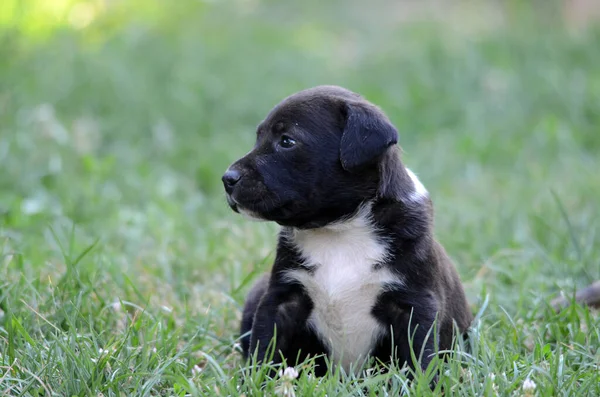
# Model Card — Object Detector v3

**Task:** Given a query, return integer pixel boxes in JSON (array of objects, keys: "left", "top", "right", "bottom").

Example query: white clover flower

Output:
[
  {"left": 278, "top": 366, "right": 299, "bottom": 380},
  {"left": 98, "top": 347, "right": 116, "bottom": 356},
  {"left": 192, "top": 364, "right": 203, "bottom": 377},
  {"left": 522, "top": 378, "right": 537, "bottom": 392},
  {"left": 275, "top": 366, "right": 298, "bottom": 397}
]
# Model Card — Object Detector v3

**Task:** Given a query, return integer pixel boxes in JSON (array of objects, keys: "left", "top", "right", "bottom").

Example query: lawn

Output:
[{"left": 0, "top": 0, "right": 599, "bottom": 395}]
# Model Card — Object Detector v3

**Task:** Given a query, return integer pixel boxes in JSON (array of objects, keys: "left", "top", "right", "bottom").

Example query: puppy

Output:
[{"left": 223, "top": 86, "right": 472, "bottom": 377}]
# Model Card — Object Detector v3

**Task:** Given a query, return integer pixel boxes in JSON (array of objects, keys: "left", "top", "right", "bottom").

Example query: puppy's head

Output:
[{"left": 222, "top": 85, "right": 412, "bottom": 228}]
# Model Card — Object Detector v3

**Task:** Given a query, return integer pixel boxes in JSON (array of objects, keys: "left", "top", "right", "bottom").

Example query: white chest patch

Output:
[{"left": 283, "top": 205, "right": 401, "bottom": 373}]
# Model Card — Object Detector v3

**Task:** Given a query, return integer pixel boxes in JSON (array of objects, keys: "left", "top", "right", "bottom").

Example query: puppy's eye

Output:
[{"left": 279, "top": 135, "right": 296, "bottom": 149}]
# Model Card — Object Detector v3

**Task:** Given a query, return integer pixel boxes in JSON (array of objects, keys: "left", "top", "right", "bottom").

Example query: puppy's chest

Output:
[{"left": 285, "top": 222, "right": 397, "bottom": 371}]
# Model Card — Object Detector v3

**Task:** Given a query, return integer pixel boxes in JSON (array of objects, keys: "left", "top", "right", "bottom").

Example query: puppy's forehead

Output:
[
  {"left": 262, "top": 85, "right": 363, "bottom": 126},
  {"left": 292, "top": 85, "right": 362, "bottom": 100}
]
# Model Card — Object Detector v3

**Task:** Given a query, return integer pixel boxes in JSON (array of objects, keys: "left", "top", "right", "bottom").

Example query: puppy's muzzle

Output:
[{"left": 222, "top": 168, "right": 242, "bottom": 212}]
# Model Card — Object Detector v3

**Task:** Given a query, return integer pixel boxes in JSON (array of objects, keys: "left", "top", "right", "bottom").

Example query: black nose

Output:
[{"left": 222, "top": 169, "right": 242, "bottom": 193}]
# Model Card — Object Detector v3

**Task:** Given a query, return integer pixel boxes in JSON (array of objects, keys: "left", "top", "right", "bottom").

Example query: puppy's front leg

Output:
[
  {"left": 249, "top": 281, "right": 312, "bottom": 365},
  {"left": 374, "top": 289, "right": 439, "bottom": 374}
]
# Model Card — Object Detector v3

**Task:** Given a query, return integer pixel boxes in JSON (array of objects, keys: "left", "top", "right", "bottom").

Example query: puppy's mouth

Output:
[
  {"left": 226, "top": 193, "right": 270, "bottom": 221},
  {"left": 226, "top": 194, "right": 240, "bottom": 213}
]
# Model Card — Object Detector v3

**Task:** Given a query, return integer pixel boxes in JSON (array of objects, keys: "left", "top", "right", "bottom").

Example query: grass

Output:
[{"left": 0, "top": 0, "right": 599, "bottom": 395}]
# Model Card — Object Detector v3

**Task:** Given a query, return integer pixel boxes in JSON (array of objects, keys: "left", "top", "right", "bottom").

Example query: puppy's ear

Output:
[{"left": 340, "top": 102, "right": 399, "bottom": 171}]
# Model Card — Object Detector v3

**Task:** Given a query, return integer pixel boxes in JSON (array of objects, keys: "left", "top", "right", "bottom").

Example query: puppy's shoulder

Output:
[{"left": 269, "top": 229, "right": 306, "bottom": 275}]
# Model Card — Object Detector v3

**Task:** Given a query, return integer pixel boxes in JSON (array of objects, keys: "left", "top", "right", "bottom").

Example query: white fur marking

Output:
[
  {"left": 284, "top": 204, "right": 402, "bottom": 373},
  {"left": 238, "top": 207, "right": 267, "bottom": 222},
  {"left": 406, "top": 168, "right": 428, "bottom": 201}
]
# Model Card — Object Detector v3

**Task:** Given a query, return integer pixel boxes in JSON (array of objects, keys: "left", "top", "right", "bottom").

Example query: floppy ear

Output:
[{"left": 340, "top": 102, "right": 399, "bottom": 172}]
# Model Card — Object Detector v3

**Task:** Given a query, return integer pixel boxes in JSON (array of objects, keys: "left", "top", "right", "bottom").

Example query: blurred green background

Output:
[{"left": 0, "top": 0, "right": 599, "bottom": 395}]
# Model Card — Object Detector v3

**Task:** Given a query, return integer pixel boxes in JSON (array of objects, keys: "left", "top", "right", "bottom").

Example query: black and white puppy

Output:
[{"left": 222, "top": 86, "right": 472, "bottom": 377}]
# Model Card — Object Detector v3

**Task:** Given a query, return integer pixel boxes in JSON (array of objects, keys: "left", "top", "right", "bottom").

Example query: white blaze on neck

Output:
[
  {"left": 405, "top": 168, "right": 429, "bottom": 202},
  {"left": 283, "top": 204, "right": 401, "bottom": 373}
]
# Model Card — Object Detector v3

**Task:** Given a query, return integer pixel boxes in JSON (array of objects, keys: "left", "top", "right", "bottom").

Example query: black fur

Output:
[
  {"left": 340, "top": 102, "right": 398, "bottom": 172},
  {"left": 224, "top": 85, "right": 472, "bottom": 377}
]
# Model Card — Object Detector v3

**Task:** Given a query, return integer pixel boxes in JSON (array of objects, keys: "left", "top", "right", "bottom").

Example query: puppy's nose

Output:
[{"left": 222, "top": 169, "right": 242, "bottom": 193}]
